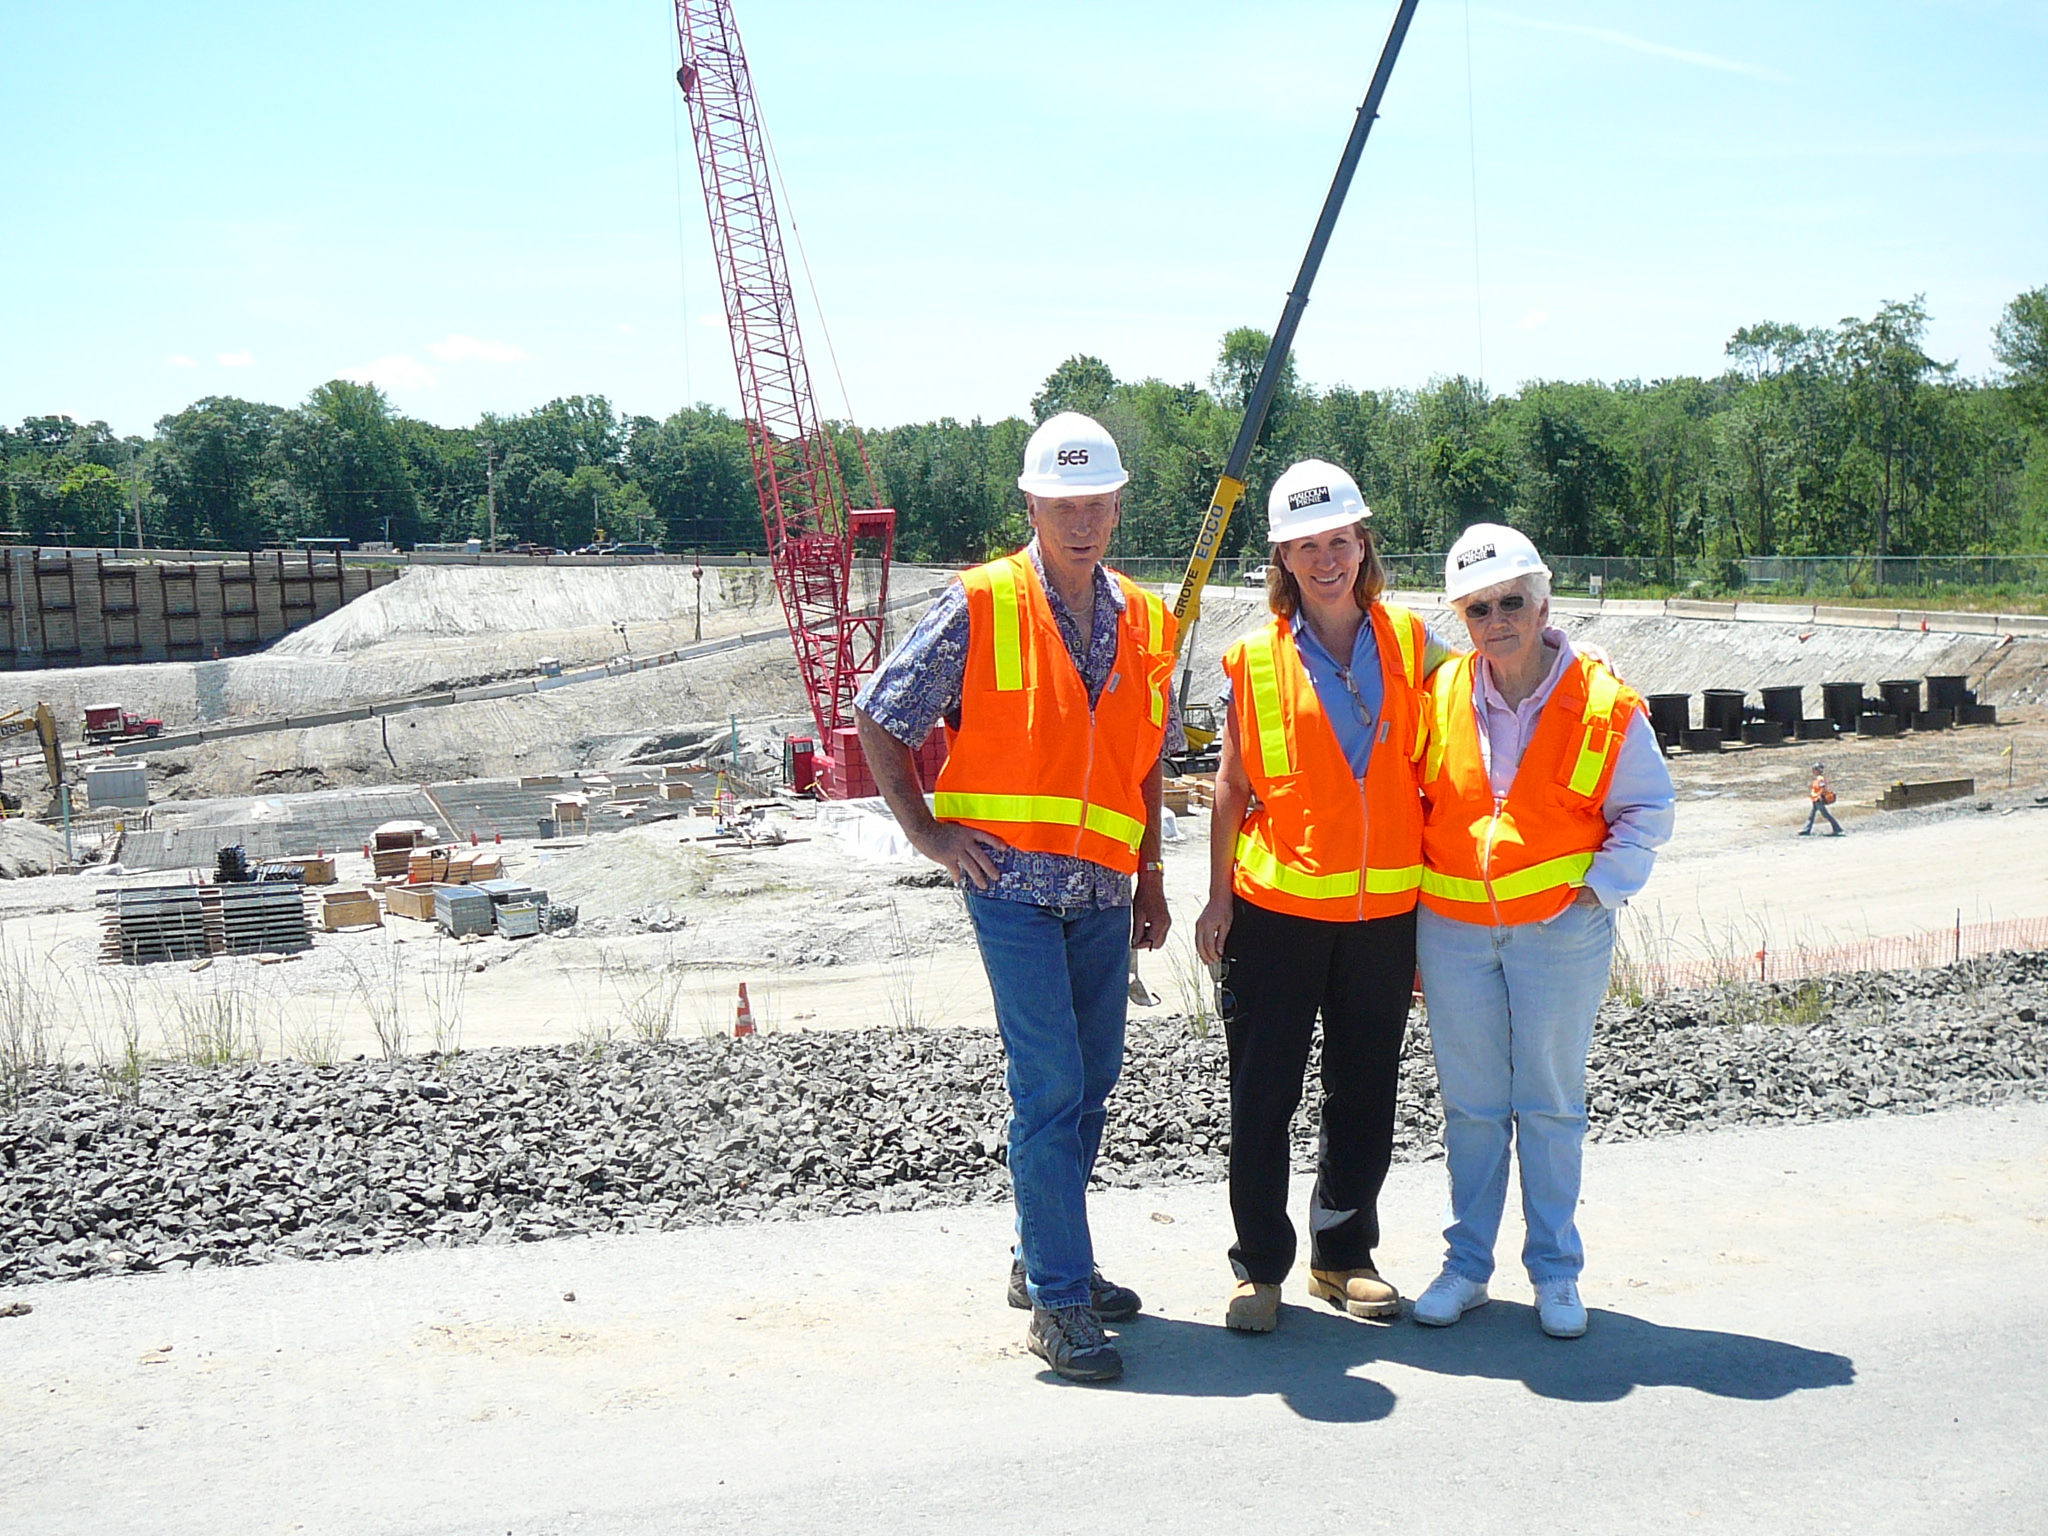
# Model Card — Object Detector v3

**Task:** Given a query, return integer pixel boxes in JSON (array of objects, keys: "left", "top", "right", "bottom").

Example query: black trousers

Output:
[{"left": 1222, "top": 896, "right": 1416, "bottom": 1285}]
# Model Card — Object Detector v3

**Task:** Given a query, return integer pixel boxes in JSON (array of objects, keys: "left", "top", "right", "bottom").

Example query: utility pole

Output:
[{"left": 484, "top": 447, "right": 498, "bottom": 553}]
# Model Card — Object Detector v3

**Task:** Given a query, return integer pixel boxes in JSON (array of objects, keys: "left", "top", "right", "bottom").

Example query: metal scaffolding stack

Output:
[{"left": 100, "top": 882, "right": 314, "bottom": 964}]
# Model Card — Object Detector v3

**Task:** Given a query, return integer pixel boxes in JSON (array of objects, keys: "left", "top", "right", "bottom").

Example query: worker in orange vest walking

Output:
[
  {"left": 853, "top": 412, "right": 1180, "bottom": 1384},
  {"left": 1193, "top": 459, "right": 1455, "bottom": 1335},
  {"left": 1802, "top": 762, "right": 1842, "bottom": 836}
]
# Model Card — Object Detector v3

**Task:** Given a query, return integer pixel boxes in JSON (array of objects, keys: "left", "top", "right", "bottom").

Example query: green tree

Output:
[
  {"left": 1994, "top": 285, "right": 2048, "bottom": 432},
  {"left": 275, "top": 381, "right": 418, "bottom": 545},
  {"left": 1030, "top": 355, "right": 1117, "bottom": 424}
]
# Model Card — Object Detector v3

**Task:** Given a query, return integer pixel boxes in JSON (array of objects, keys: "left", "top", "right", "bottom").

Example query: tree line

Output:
[{"left": 3, "top": 287, "right": 2043, "bottom": 575}]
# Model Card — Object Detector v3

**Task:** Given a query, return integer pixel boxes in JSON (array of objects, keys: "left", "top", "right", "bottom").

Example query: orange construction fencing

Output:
[{"left": 1612, "top": 914, "right": 2048, "bottom": 1000}]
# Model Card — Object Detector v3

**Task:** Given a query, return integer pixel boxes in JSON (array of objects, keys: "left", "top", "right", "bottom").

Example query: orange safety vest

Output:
[
  {"left": 1222, "top": 603, "right": 1430, "bottom": 921},
  {"left": 1419, "top": 649, "right": 1643, "bottom": 926},
  {"left": 931, "top": 552, "right": 1176, "bottom": 875}
]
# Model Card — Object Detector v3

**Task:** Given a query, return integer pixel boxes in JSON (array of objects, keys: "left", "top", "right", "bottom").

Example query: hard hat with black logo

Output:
[
  {"left": 1016, "top": 412, "right": 1129, "bottom": 497},
  {"left": 1444, "top": 522, "right": 1550, "bottom": 603},
  {"left": 1266, "top": 459, "right": 1370, "bottom": 543}
]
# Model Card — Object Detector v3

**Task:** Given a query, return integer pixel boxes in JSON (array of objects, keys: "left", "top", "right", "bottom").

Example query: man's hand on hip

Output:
[{"left": 914, "top": 823, "right": 1007, "bottom": 891}]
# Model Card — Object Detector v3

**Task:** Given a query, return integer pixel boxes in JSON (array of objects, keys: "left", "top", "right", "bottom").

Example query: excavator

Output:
[{"left": 0, "top": 704, "right": 65, "bottom": 813}]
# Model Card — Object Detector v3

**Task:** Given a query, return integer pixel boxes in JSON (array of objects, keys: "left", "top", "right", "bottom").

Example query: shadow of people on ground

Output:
[{"left": 1071, "top": 1302, "right": 1854, "bottom": 1422}]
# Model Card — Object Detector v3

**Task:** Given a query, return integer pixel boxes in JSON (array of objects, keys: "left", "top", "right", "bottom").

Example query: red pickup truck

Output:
[{"left": 83, "top": 703, "right": 162, "bottom": 743}]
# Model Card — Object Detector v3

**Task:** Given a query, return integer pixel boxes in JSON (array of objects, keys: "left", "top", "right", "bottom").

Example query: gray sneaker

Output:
[
  {"left": 1027, "top": 1302, "right": 1124, "bottom": 1383},
  {"left": 1008, "top": 1257, "right": 1142, "bottom": 1322}
]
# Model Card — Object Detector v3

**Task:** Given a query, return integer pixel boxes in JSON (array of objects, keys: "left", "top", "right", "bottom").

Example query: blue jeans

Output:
[
  {"left": 1803, "top": 800, "right": 1842, "bottom": 834},
  {"left": 1416, "top": 900, "right": 1616, "bottom": 1285},
  {"left": 964, "top": 891, "right": 1131, "bottom": 1310}
]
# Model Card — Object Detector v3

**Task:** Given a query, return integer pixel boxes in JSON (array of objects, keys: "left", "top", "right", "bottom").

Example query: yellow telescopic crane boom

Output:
[{"left": 1171, "top": 0, "right": 1421, "bottom": 700}]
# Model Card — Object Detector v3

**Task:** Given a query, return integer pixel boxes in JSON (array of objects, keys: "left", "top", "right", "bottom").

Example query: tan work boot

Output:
[
  {"left": 1225, "top": 1279, "right": 1281, "bottom": 1333},
  {"left": 1308, "top": 1266, "right": 1401, "bottom": 1319}
]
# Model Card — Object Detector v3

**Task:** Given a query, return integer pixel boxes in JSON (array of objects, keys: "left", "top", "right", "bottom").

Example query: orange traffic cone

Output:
[
  {"left": 470, "top": 829, "right": 479, "bottom": 846},
  {"left": 494, "top": 830, "right": 502, "bottom": 845},
  {"left": 734, "top": 983, "right": 757, "bottom": 1038}
]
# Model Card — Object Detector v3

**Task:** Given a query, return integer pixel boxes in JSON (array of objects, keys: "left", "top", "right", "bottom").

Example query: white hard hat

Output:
[
  {"left": 1444, "top": 522, "right": 1550, "bottom": 602},
  {"left": 1266, "top": 459, "right": 1369, "bottom": 543},
  {"left": 1016, "top": 411, "right": 1128, "bottom": 497}
]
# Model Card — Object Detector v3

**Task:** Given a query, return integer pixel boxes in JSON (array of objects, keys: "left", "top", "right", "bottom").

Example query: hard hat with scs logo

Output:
[
  {"left": 1016, "top": 411, "right": 1129, "bottom": 498},
  {"left": 1444, "top": 522, "right": 1550, "bottom": 603},
  {"left": 1266, "top": 459, "right": 1370, "bottom": 543}
]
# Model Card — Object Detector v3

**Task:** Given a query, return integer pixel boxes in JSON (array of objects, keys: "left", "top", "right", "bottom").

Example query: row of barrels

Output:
[{"left": 1647, "top": 675, "right": 1998, "bottom": 753}]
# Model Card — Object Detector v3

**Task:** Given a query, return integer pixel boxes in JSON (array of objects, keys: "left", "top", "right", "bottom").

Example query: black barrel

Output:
[
  {"left": 1926, "top": 675, "right": 1969, "bottom": 712},
  {"left": 1914, "top": 708, "right": 1953, "bottom": 731},
  {"left": 1647, "top": 693, "right": 1690, "bottom": 745},
  {"left": 1760, "top": 685, "right": 1804, "bottom": 731},
  {"left": 1742, "top": 720, "right": 1788, "bottom": 746},
  {"left": 1701, "top": 689, "right": 1747, "bottom": 737},
  {"left": 1797, "top": 718, "right": 1835, "bottom": 741},
  {"left": 1880, "top": 679, "right": 1922, "bottom": 724},
  {"left": 1681, "top": 728, "right": 1723, "bottom": 753},
  {"left": 1858, "top": 711, "right": 1900, "bottom": 737},
  {"left": 1821, "top": 681, "right": 1867, "bottom": 731},
  {"left": 1958, "top": 703, "right": 1998, "bottom": 726}
]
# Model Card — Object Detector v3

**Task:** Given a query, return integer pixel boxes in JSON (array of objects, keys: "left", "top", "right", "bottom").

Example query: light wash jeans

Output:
[
  {"left": 963, "top": 891, "right": 1130, "bottom": 1310},
  {"left": 1416, "top": 900, "right": 1616, "bottom": 1285}
]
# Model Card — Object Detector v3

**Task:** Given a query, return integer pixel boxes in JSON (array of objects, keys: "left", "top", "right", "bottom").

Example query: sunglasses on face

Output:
[{"left": 1462, "top": 594, "right": 1527, "bottom": 620}]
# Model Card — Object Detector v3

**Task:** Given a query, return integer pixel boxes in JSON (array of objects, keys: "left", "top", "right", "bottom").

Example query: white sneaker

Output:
[
  {"left": 1536, "top": 1277, "right": 1587, "bottom": 1339},
  {"left": 1410, "top": 1269, "right": 1489, "bottom": 1327}
]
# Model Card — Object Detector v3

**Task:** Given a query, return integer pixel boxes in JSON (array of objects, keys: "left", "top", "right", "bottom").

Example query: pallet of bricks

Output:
[{"left": 100, "top": 881, "right": 313, "bottom": 964}]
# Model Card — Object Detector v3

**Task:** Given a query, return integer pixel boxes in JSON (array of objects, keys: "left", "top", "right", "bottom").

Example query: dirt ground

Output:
[{"left": 4, "top": 699, "right": 2044, "bottom": 1069}]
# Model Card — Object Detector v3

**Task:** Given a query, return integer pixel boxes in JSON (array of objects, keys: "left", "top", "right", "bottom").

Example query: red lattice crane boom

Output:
[{"left": 673, "top": 0, "right": 896, "bottom": 796}]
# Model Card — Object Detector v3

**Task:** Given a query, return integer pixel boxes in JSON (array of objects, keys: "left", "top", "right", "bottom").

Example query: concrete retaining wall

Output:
[{"left": 0, "top": 550, "right": 400, "bottom": 670}]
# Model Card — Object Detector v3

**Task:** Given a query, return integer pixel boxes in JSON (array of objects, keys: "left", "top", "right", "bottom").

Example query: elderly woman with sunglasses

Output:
[
  {"left": 1193, "top": 461, "right": 1454, "bottom": 1334},
  {"left": 1409, "top": 524, "right": 1673, "bottom": 1339}
]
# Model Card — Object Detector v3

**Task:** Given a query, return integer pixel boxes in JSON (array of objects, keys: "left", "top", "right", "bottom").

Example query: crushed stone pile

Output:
[
  {"left": 3, "top": 952, "right": 2043, "bottom": 1287},
  {"left": 0, "top": 820, "right": 69, "bottom": 880}
]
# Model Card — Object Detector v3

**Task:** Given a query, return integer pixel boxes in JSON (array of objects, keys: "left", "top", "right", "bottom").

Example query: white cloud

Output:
[
  {"left": 1518, "top": 310, "right": 1550, "bottom": 330},
  {"left": 1482, "top": 10, "right": 1793, "bottom": 84},
  {"left": 616, "top": 323, "right": 634, "bottom": 335},
  {"left": 166, "top": 354, "right": 197, "bottom": 368},
  {"left": 344, "top": 354, "right": 438, "bottom": 390},
  {"left": 425, "top": 333, "right": 528, "bottom": 364},
  {"left": 216, "top": 349, "right": 255, "bottom": 367}
]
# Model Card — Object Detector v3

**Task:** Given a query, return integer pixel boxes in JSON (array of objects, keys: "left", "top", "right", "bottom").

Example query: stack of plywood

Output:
[{"left": 407, "top": 847, "right": 451, "bottom": 884}]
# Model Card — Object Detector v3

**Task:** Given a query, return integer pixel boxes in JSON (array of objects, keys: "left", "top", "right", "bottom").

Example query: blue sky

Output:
[{"left": 3, "top": 1, "right": 2043, "bottom": 437}]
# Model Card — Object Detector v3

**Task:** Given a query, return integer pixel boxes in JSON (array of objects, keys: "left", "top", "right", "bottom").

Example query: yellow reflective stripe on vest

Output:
[
  {"left": 1383, "top": 603, "right": 1420, "bottom": 688},
  {"left": 988, "top": 560, "right": 1024, "bottom": 692},
  {"left": 1235, "top": 833, "right": 1360, "bottom": 901},
  {"left": 1132, "top": 587, "right": 1167, "bottom": 726},
  {"left": 935, "top": 790, "right": 1081, "bottom": 828},
  {"left": 1566, "top": 666, "right": 1624, "bottom": 798},
  {"left": 1243, "top": 633, "right": 1294, "bottom": 778},
  {"left": 1419, "top": 850, "right": 1595, "bottom": 905},
  {"left": 1083, "top": 801, "right": 1145, "bottom": 853},
  {"left": 1235, "top": 834, "right": 1421, "bottom": 901},
  {"left": 1425, "top": 653, "right": 1465, "bottom": 785},
  {"left": 934, "top": 791, "right": 1145, "bottom": 854}
]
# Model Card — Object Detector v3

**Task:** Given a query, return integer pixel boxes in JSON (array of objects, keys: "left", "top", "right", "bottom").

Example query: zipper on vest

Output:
[
  {"left": 1481, "top": 792, "right": 1506, "bottom": 927},
  {"left": 1355, "top": 775, "right": 1369, "bottom": 921}
]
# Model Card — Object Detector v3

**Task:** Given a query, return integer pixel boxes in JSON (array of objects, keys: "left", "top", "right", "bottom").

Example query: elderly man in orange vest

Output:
[{"left": 853, "top": 412, "right": 1180, "bottom": 1384}]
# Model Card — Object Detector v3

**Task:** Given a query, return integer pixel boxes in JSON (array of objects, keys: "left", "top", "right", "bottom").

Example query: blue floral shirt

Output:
[{"left": 854, "top": 540, "right": 1186, "bottom": 909}]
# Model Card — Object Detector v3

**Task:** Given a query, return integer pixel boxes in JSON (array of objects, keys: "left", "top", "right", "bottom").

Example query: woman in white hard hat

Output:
[
  {"left": 1194, "top": 460, "right": 1454, "bottom": 1334},
  {"left": 1408, "top": 524, "right": 1673, "bottom": 1339}
]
